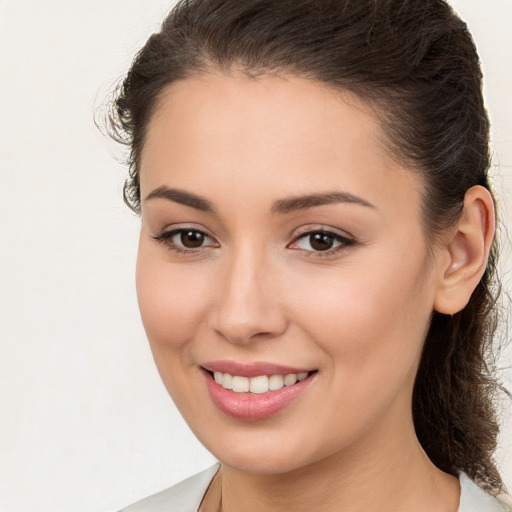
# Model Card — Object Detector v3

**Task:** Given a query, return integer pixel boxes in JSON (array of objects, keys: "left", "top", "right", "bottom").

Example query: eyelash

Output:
[
  {"left": 152, "top": 228, "right": 218, "bottom": 255},
  {"left": 289, "top": 228, "right": 355, "bottom": 258},
  {"left": 152, "top": 227, "right": 355, "bottom": 258}
]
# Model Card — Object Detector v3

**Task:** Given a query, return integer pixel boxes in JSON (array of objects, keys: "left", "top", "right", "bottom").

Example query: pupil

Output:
[
  {"left": 181, "top": 231, "right": 205, "bottom": 248},
  {"left": 310, "top": 233, "right": 333, "bottom": 251}
]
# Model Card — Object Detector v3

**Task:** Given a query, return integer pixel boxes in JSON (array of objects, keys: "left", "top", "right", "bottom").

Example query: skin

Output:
[{"left": 136, "top": 70, "right": 494, "bottom": 512}]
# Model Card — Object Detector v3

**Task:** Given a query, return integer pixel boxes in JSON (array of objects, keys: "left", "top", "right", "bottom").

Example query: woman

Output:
[{"left": 106, "top": 0, "right": 511, "bottom": 510}]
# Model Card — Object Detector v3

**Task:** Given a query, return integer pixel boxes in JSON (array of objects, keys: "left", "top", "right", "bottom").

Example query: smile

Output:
[
  {"left": 213, "top": 371, "right": 309, "bottom": 393},
  {"left": 201, "top": 364, "right": 317, "bottom": 420}
]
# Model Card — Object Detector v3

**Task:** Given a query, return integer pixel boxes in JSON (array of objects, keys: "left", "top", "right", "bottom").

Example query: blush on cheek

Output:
[
  {"left": 297, "top": 265, "right": 429, "bottom": 366},
  {"left": 136, "top": 261, "right": 212, "bottom": 349}
]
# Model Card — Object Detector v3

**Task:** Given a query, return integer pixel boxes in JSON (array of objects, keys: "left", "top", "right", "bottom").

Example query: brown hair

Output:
[{"left": 105, "top": 0, "right": 507, "bottom": 493}]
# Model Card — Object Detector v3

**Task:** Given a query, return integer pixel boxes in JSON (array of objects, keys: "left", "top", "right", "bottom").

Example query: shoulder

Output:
[
  {"left": 458, "top": 473, "right": 512, "bottom": 512},
  {"left": 117, "top": 463, "right": 220, "bottom": 512}
]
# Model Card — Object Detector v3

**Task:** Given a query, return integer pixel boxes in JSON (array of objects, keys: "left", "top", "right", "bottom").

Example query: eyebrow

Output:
[
  {"left": 145, "top": 186, "right": 216, "bottom": 213},
  {"left": 270, "top": 191, "right": 375, "bottom": 214},
  {"left": 145, "top": 186, "right": 375, "bottom": 214}
]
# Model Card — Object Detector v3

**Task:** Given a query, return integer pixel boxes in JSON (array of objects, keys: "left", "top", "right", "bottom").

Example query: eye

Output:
[
  {"left": 152, "top": 228, "right": 219, "bottom": 252},
  {"left": 289, "top": 229, "right": 354, "bottom": 256},
  {"left": 174, "top": 229, "right": 208, "bottom": 248}
]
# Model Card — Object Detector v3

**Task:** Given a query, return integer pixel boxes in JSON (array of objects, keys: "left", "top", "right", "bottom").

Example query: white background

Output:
[{"left": 0, "top": 1, "right": 510, "bottom": 511}]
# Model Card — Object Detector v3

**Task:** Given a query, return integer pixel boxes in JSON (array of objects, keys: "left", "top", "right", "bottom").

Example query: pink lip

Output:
[
  {"left": 200, "top": 365, "right": 316, "bottom": 421},
  {"left": 201, "top": 360, "right": 312, "bottom": 378}
]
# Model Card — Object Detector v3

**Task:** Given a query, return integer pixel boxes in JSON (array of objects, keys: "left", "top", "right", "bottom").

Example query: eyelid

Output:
[
  {"left": 287, "top": 225, "right": 356, "bottom": 257},
  {"left": 152, "top": 225, "right": 220, "bottom": 253},
  {"left": 291, "top": 224, "right": 354, "bottom": 240},
  {"left": 152, "top": 223, "right": 356, "bottom": 257}
]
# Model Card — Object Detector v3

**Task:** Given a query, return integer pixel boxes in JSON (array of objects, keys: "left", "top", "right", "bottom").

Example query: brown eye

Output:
[
  {"left": 153, "top": 228, "right": 218, "bottom": 253},
  {"left": 289, "top": 229, "right": 354, "bottom": 256},
  {"left": 309, "top": 233, "right": 335, "bottom": 251},
  {"left": 180, "top": 230, "right": 206, "bottom": 248}
]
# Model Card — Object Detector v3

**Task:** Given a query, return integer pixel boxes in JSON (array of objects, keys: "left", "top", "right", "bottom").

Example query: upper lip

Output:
[{"left": 201, "top": 360, "right": 314, "bottom": 378}]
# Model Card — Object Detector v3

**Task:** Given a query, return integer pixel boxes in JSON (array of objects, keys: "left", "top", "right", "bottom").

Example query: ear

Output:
[{"left": 434, "top": 185, "right": 496, "bottom": 315}]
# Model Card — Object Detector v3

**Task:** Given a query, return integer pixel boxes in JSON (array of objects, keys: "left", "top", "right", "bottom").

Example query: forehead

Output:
[
  {"left": 144, "top": 70, "right": 385, "bottom": 162},
  {"left": 140, "top": 70, "right": 423, "bottom": 219}
]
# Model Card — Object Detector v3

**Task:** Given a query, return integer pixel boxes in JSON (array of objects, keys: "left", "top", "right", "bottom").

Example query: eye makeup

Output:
[{"left": 152, "top": 224, "right": 356, "bottom": 259}]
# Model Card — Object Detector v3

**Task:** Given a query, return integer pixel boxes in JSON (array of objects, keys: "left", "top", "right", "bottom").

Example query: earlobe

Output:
[{"left": 434, "top": 185, "right": 495, "bottom": 315}]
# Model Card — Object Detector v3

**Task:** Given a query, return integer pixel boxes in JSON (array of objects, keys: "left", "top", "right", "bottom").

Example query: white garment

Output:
[{"left": 117, "top": 463, "right": 511, "bottom": 512}]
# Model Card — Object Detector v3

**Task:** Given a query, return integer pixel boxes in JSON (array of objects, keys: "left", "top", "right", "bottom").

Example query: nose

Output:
[{"left": 208, "top": 248, "right": 288, "bottom": 345}]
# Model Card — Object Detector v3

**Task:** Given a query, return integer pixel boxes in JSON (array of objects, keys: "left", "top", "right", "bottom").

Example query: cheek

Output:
[
  {"left": 284, "top": 255, "right": 434, "bottom": 448},
  {"left": 292, "top": 248, "right": 434, "bottom": 377},
  {"left": 135, "top": 245, "right": 211, "bottom": 351}
]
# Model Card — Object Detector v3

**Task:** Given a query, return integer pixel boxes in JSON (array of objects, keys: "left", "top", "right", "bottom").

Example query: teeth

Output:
[
  {"left": 232, "top": 376, "right": 249, "bottom": 392},
  {"left": 212, "top": 371, "right": 310, "bottom": 393},
  {"left": 284, "top": 374, "right": 297, "bottom": 386},
  {"left": 268, "top": 374, "right": 284, "bottom": 391},
  {"left": 222, "top": 373, "right": 233, "bottom": 390},
  {"left": 249, "top": 375, "right": 269, "bottom": 394}
]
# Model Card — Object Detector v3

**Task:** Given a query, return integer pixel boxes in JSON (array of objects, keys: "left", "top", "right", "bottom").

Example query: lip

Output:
[
  {"left": 201, "top": 360, "right": 312, "bottom": 378},
  {"left": 200, "top": 364, "right": 317, "bottom": 421}
]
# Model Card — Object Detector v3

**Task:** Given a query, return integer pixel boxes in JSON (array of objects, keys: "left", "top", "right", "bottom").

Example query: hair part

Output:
[{"left": 104, "top": 0, "right": 507, "bottom": 493}]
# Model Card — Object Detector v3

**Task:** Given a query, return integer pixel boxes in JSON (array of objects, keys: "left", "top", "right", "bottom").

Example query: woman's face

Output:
[{"left": 136, "top": 71, "right": 445, "bottom": 474}]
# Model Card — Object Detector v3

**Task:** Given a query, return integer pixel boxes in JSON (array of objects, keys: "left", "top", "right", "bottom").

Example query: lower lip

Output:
[{"left": 202, "top": 369, "right": 315, "bottom": 421}]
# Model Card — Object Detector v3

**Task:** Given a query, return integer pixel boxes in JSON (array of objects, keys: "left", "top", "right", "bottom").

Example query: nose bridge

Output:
[{"left": 209, "top": 240, "right": 286, "bottom": 344}]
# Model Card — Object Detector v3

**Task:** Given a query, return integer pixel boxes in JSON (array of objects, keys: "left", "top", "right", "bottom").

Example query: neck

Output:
[{"left": 216, "top": 412, "right": 460, "bottom": 512}]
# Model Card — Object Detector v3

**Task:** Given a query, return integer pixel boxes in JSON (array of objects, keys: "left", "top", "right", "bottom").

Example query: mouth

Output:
[
  {"left": 204, "top": 369, "right": 316, "bottom": 394},
  {"left": 200, "top": 364, "right": 318, "bottom": 421}
]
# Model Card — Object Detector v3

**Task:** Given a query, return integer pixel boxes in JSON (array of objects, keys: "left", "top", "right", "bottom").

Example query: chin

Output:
[
  {"left": 217, "top": 451, "right": 308, "bottom": 475},
  {"left": 195, "top": 424, "right": 331, "bottom": 475}
]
